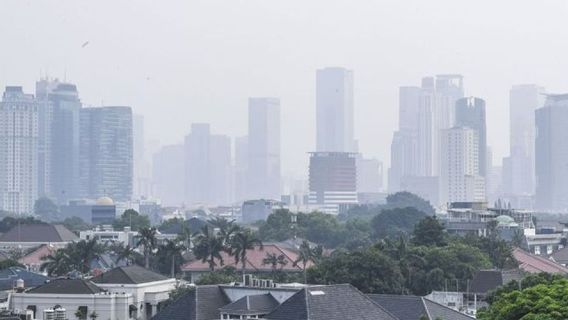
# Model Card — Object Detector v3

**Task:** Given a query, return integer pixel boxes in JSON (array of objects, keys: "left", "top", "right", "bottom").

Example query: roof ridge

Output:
[
  {"left": 422, "top": 297, "right": 475, "bottom": 319},
  {"left": 421, "top": 297, "right": 433, "bottom": 320},
  {"left": 355, "top": 285, "right": 399, "bottom": 320}
]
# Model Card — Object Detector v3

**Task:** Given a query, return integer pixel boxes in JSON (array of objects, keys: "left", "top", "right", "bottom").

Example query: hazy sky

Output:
[{"left": 1, "top": 0, "right": 568, "bottom": 181}]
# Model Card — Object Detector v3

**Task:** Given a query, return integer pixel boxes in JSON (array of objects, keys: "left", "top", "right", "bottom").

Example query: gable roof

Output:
[
  {"left": 368, "top": 294, "right": 474, "bottom": 320},
  {"left": 181, "top": 244, "right": 312, "bottom": 273},
  {"left": 18, "top": 244, "right": 56, "bottom": 266},
  {"left": 91, "top": 265, "right": 169, "bottom": 284},
  {"left": 26, "top": 279, "right": 104, "bottom": 294},
  {"left": 266, "top": 284, "right": 397, "bottom": 320},
  {"left": 0, "top": 267, "right": 49, "bottom": 291},
  {"left": 513, "top": 248, "right": 568, "bottom": 274},
  {"left": 219, "top": 293, "right": 279, "bottom": 315},
  {"left": 0, "top": 224, "right": 78, "bottom": 243},
  {"left": 152, "top": 286, "right": 230, "bottom": 320},
  {"left": 550, "top": 246, "right": 568, "bottom": 264},
  {"left": 470, "top": 270, "right": 503, "bottom": 295}
]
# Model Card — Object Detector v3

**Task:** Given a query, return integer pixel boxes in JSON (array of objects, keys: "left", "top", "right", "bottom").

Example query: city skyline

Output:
[{"left": 2, "top": 0, "right": 568, "bottom": 179}]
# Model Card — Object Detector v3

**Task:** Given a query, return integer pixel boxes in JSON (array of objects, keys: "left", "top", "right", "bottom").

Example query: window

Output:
[
  {"left": 547, "top": 245, "right": 553, "bottom": 255},
  {"left": 534, "top": 246, "right": 541, "bottom": 255}
]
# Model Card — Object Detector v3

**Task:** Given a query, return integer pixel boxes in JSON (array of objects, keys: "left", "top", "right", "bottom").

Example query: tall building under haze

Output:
[
  {"left": 535, "top": 94, "right": 568, "bottom": 211},
  {"left": 153, "top": 144, "right": 185, "bottom": 206},
  {"left": 247, "top": 98, "right": 281, "bottom": 200},
  {"left": 0, "top": 87, "right": 39, "bottom": 214},
  {"left": 455, "top": 97, "right": 487, "bottom": 177},
  {"left": 503, "top": 85, "right": 545, "bottom": 201},
  {"left": 316, "top": 67, "right": 356, "bottom": 153},
  {"left": 79, "top": 106, "right": 133, "bottom": 202}
]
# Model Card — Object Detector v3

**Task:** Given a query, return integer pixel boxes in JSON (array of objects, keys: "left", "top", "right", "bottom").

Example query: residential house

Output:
[{"left": 0, "top": 224, "right": 77, "bottom": 250}]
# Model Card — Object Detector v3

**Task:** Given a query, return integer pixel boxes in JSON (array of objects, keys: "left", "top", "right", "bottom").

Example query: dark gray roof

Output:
[
  {"left": 368, "top": 294, "right": 474, "bottom": 320},
  {"left": 0, "top": 224, "right": 78, "bottom": 243},
  {"left": 27, "top": 279, "right": 104, "bottom": 294},
  {"left": 470, "top": 270, "right": 503, "bottom": 294},
  {"left": 91, "top": 265, "right": 169, "bottom": 284},
  {"left": 551, "top": 246, "right": 568, "bottom": 264},
  {"left": 219, "top": 293, "right": 279, "bottom": 315},
  {"left": 0, "top": 267, "right": 49, "bottom": 291},
  {"left": 152, "top": 286, "right": 229, "bottom": 320},
  {"left": 267, "top": 284, "right": 397, "bottom": 320}
]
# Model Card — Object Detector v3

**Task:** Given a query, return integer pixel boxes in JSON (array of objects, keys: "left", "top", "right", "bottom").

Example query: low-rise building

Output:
[{"left": 0, "top": 224, "right": 77, "bottom": 250}]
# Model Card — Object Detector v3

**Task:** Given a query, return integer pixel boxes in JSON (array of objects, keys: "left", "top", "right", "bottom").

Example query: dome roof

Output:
[
  {"left": 96, "top": 197, "right": 114, "bottom": 206},
  {"left": 496, "top": 215, "right": 518, "bottom": 227}
]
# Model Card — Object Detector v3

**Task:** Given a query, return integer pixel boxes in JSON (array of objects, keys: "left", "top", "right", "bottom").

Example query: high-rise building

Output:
[
  {"left": 356, "top": 156, "right": 383, "bottom": 193},
  {"left": 247, "top": 98, "right": 281, "bottom": 200},
  {"left": 79, "top": 106, "right": 133, "bottom": 201},
  {"left": 503, "top": 85, "right": 545, "bottom": 198},
  {"left": 308, "top": 152, "right": 357, "bottom": 214},
  {"left": 35, "top": 79, "right": 58, "bottom": 199},
  {"left": 388, "top": 75, "right": 464, "bottom": 200},
  {"left": 132, "top": 114, "right": 151, "bottom": 198},
  {"left": 316, "top": 67, "right": 355, "bottom": 153},
  {"left": 0, "top": 87, "right": 39, "bottom": 214},
  {"left": 184, "top": 124, "right": 232, "bottom": 205},
  {"left": 48, "top": 82, "right": 82, "bottom": 204},
  {"left": 440, "top": 127, "right": 485, "bottom": 203},
  {"left": 535, "top": 94, "right": 568, "bottom": 211},
  {"left": 455, "top": 97, "right": 487, "bottom": 176},
  {"left": 152, "top": 144, "right": 185, "bottom": 206},
  {"left": 234, "top": 136, "right": 249, "bottom": 203}
]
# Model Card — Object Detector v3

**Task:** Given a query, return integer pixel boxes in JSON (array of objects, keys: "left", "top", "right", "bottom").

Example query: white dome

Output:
[{"left": 96, "top": 197, "right": 114, "bottom": 206}]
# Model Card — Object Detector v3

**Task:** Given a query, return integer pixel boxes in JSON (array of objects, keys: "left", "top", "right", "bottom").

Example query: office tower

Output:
[
  {"left": 455, "top": 97, "right": 487, "bottom": 176},
  {"left": 388, "top": 75, "right": 463, "bottom": 199},
  {"left": 79, "top": 107, "right": 133, "bottom": 201},
  {"left": 316, "top": 67, "right": 355, "bottom": 152},
  {"left": 247, "top": 98, "right": 281, "bottom": 200},
  {"left": 152, "top": 144, "right": 185, "bottom": 206},
  {"left": 35, "top": 79, "right": 57, "bottom": 198},
  {"left": 133, "top": 114, "right": 151, "bottom": 198},
  {"left": 234, "top": 136, "right": 249, "bottom": 202},
  {"left": 503, "top": 85, "right": 545, "bottom": 198},
  {"left": 440, "top": 127, "right": 485, "bottom": 203},
  {"left": 0, "top": 87, "right": 39, "bottom": 214},
  {"left": 184, "top": 124, "right": 232, "bottom": 205},
  {"left": 308, "top": 152, "right": 357, "bottom": 214},
  {"left": 535, "top": 94, "right": 568, "bottom": 211},
  {"left": 356, "top": 156, "right": 383, "bottom": 193},
  {"left": 48, "top": 82, "right": 82, "bottom": 204}
]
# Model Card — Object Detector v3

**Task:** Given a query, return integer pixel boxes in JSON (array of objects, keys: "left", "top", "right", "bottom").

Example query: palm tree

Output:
[
  {"left": 193, "top": 225, "right": 225, "bottom": 271},
  {"left": 67, "top": 239, "right": 105, "bottom": 274},
  {"left": 40, "top": 249, "right": 72, "bottom": 276},
  {"left": 137, "top": 227, "right": 158, "bottom": 269},
  {"left": 230, "top": 230, "right": 263, "bottom": 278},
  {"left": 160, "top": 240, "right": 186, "bottom": 278},
  {"left": 293, "top": 240, "right": 316, "bottom": 284},
  {"left": 177, "top": 224, "right": 193, "bottom": 249},
  {"left": 262, "top": 252, "right": 288, "bottom": 280},
  {"left": 208, "top": 217, "right": 240, "bottom": 244},
  {"left": 114, "top": 244, "right": 137, "bottom": 266}
]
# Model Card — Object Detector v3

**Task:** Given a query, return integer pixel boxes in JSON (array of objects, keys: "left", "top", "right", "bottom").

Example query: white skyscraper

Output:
[
  {"left": 247, "top": 98, "right": 281, "bottom": 200},
  {"left": 503, "top": 85, "right": 545, "bottom": 199},
  {"left": 440, "top": 127, "right": 485, "bottom": 204},
  {"left": 0, "top": 87, "right": 39, "bottom": 214},
  {"left": 316, "top": 67, "right": 355, "bottom": 153},
  {"left": 535, "top": 94, "right": 568, "bottom": 211}
]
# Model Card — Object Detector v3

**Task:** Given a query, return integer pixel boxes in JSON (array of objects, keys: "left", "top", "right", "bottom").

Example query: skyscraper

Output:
[
  {"left": 535, "top": 94, "right": 568, "bottom": 211},
  {"left": 356, "top": 156, "right": 383, "bottom": 193},
  {"left": 503, "top": 85, "right": 545, "bottom": 198},
  {"left": 133, "top": 114, "right": 151, "bottom": 198},
  {"left": 234, "top": 136, "right": 249, "bottom": 203},
  {"left": 184, "top": 124, "right": 232, "bottom": 205},
  {"left": 35, "top": 79, "right": 57, "bottom": 199},
  {"left": 440, "top": 127, "right": 485, "bottom": 203},
  {"left": 316, "top": 67, "right": 355, "bottom": 152},
  {"left": 48, "top": 82, "right": 82, "bottom": 204},
  {"left": 247, "top": 98, "right": 281, "bottom": 200},
  {"left": 153, "top": 144, "right": 185, "bottom": 206},
  {"left": 455, "top": 97, "right": 487, "bottom": 176},
  {"left": 79, "top": 106, "right": 133, "bottom": 201},
  {"left": 308, "top": 152, "right": 357, "bottom": 214},
  {"left": 0, "top": 87, "right": 39, "bottom": 214}
]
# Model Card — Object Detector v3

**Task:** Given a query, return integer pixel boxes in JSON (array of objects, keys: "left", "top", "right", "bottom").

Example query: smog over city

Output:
[{"left": 1, "top": 1, "right": 568, "bottom": 320}]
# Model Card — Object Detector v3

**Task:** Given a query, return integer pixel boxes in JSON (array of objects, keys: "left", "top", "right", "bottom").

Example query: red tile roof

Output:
[
  {"left": 512, "top": 248, "right": 568, "bottom": 274},
  {"left": 18, "top": 244, "right": 56, "bottom": 266},
  {"left": 181, "top": 244, "right": 313, "bottom": 272}
]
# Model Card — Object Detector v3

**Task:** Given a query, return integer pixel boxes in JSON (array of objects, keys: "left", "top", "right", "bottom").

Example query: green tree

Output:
[
  {"left": 209, "top": 217, "right": 240, "bottom": 244},
  {"left": 262, "top": 252, "right": 288, "bottom": 280},
  {"left": 195, "top": 267, "right": 239, "bottom": 285},
  {"left": 384, "top": 191, "right": 435, "bottom": 215},
  {"left": 158, "top": 240, "right": 186, "bottom": 278},
  {"left": 293, "top": 240, "right": 317, "bottom": 284},
  {"left": 478, "top": 278, "right": 568, "bottom": 320},
  {"left": 371, "top": 207, "right": 427, "bottom": 240},
  {"left": 113, "top": 209, "right": 150, "bottom": 231},
  {"left": 137, "top": 227, "right": 158, "bottom": 269},
  {"left": 412, "top": 216, "right": 446, "bottom": 246},
  {"left": 40, "top": 249, "right": 72, "bottom": 276},
  {"left": 0, "top": 216, "right": 45, "bottom": 232},
  {"left": 34, "top": 197, "right": 60, "bottom": 221},
  {"left": 230, "top": 230, "right": 262, "bottom": 277},
  {"left": 0, "top": 259, "right": 24, "bottom": 269},
  {"left": 62, "top": 217, "right": 93, "bottom": 233},
  {"left": 258, "top": 209, "right": 295, "bottom": 241},
  {"left": 193, "top": 225, "right": 226, "bottom": 271},
  {"left": 111, "top": 244, "right": 138, "bottom": 266},
  {"left": 67, "top": 238, "right": 105, "bottom": 273}
]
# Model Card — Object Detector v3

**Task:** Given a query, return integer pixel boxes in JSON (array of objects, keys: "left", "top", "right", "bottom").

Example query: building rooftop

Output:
[
  {"left": 0, "top": 267, "right": 49, "bottom": 291},
  {"left": 219, "top": 293, "right": 279, "bottom": 315},
  {"left": 0, "top": 224, "right": 78, "bottom": 243},
  {"left": 368, "top": 294, "right": 474, "bottom": 320},
  {"left": 26, "top": 279, "right": 104, "bottom": 295},
  {"left": 91, "top": 265, "right": 169, "bottom": 284},
  {"left": 513, "top": 248, "right": 568, "bottom": 274},
  {"left": 152, "top": 285, "right": 229, "bottom": 320}
]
